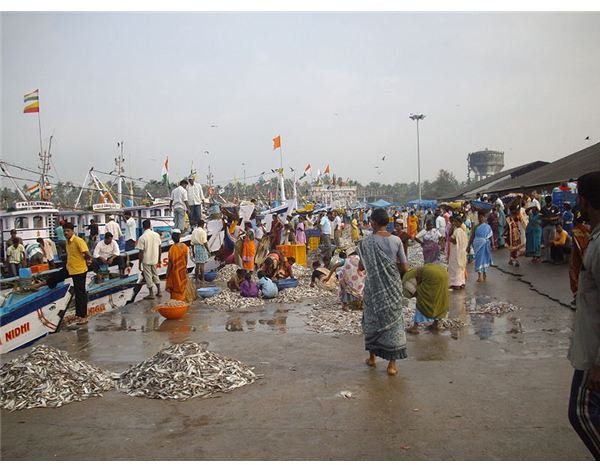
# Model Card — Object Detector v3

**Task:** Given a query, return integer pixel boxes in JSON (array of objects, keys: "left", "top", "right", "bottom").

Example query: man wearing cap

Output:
[
  {"left": 170, "top": 179, "right": 189, "bottom": 232},
  {"left": 47, "top": 222, "right": 92, "bottom": 322},
  {"left": 186, "top": 176, "right": 206, "bottom": 228}
]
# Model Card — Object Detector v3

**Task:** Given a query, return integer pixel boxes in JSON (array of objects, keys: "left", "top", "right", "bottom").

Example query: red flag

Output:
[{"left": 324, "top": 164, "right": 330, "bottom": 175}]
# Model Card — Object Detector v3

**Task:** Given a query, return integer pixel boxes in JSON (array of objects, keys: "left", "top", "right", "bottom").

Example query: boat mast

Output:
[
  {"left": 39, "top": 135, "right": 53, "bottom": 201},
  {"left": 116, "top": 141, "right": 125, "bottom": 207}
]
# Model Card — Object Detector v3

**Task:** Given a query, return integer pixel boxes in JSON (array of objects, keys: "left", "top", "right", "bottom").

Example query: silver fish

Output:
[
  {"left": 117, "top": 341, "right": 260, "bottom": 400},
  {"left": 0, "top": 345, "right": 115, "bottom": 411}
]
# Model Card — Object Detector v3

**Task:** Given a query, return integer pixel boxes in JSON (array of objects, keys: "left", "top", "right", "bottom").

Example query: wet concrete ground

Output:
[{"left": 0, "top": 248, "right": 591, "bottom": 460}]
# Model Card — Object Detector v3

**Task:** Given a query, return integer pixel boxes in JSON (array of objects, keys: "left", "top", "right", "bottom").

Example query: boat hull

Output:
[{"left": 0, "top": 283, "right": 71, "bottom": 354}]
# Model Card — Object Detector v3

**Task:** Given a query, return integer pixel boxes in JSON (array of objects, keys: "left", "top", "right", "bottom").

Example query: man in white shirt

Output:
[
  {"left": 124, "top": 212, "right": 137, "bottom": 251},
  {"left": 136, "top": 219, "right": 163, "bottom": 299},
  {"left": 255, "top": 219, "right": 266, "bottom": 241},
  {"left": 105, "top": 216, "right": 122, "bottom": 241},
  {"left": 186, "top": 177, "right": 206, "bottom": 228},
  {"left": 170, "top": 179, "right": 189, "bottom": 232},
  {"left": 319, "top": 211, "right": 334, "bottom": 262},
  {"left": 92, "top": 232, "right": 126, "bottom": 276}
]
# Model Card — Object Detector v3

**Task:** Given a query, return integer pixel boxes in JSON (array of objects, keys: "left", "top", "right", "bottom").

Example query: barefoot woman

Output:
[{"left": 357, "top": 208, "right": 409, "bottom": 376}]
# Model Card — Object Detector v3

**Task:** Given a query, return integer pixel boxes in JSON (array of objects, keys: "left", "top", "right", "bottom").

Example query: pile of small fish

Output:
[
  {"left": 291, "top": 263, "right": 310, "bottom": 279},
  {"left": 203, "top": 288, "right": 265, "bottom": 310},
  {"left": 468, "top": 301, "right": 521, "bottom": 315},
  {"left": 0, "top": 345, "right": 115, "bottom": 411},
  {"left": 117, "top": 341, "right": 258, "bottom": 400},
  {"left": 407, "top": 244, "right": 425, "bottom": 267},
  {"left": 217, "top": 264, "right": 242, "bottom": 282},
  {"left": 276, "top": 284, "right": 336, "bottom": 305},
  {"left": 306, "top": 306, "right": 362, "bottom": 334}
]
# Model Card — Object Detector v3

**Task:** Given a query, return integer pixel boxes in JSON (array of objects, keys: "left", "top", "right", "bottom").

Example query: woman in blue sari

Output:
[
  {"left": 525, "top": 205, "right": 542, "bottom": 263},
  {"left": 468, "top": 211, "right": 494, "bottom": 282},
  {"left": 357, "top": 208, "right": 409, "bottom": 376}
]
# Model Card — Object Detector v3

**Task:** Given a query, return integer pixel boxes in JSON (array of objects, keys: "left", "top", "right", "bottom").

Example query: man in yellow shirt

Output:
[
  {"left": 47, "top": 222, "right": 92, "bottom": 322},
  {"left": 551, "top": 223, "right": 570, "bottom": 264}
]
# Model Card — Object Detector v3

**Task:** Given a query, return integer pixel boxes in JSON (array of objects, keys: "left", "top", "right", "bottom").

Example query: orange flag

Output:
[
  {"left": 324, "top": 164, "right": 331, "bottom": 175},
  {"left": 273, "top": 135, "right": 281, "bottom": 150}
]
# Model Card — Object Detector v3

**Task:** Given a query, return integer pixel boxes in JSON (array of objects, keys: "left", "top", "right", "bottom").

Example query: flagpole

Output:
[{"left": 37, "top": 94, "right": 44, "bottom": 200}]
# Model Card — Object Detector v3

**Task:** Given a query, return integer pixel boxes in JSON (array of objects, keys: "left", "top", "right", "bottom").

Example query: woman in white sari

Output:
[{"left": 448, "top": 215, "right": 468, "bottom": 290}]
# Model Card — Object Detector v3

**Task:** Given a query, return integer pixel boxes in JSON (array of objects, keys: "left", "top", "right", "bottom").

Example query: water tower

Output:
[{"left": 467, "top": 149, "right": 504, "bottom": 182}]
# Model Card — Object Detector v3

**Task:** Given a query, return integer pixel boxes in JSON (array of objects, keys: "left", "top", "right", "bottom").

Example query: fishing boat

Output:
[{"left": 0, "top": 281, "right": 71, "bottom": 354}]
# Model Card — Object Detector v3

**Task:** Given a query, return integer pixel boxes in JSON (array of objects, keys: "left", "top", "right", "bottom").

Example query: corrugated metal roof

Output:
[
  {"left": 487, "top": 142, "right": 600, "bottom": 193},
  {"left": 439, "top": 160, "right": 548, "bottom": 201}
]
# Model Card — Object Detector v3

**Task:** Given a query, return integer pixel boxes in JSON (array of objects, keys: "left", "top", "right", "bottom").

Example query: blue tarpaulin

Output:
[
  {"left": 407, "top": 199, "right": 438, "bottom": 209},
  {"left": 368, "top": 199, "right": 392, "bottom": 208}
]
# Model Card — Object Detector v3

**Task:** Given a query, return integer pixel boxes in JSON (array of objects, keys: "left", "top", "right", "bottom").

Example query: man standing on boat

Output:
[
  {"left": 47, "top": 222, "right": 92, "bottom": 323},
  {"left": 123, "top": 212, "right": 137, "bottom": 251},
  {"left": 105, "top": 216, "right": 122, "bottom": 242},
  {"left": 136, "top": 219, "right": 162, "bottom": 300},
  {"left": 186, "top": 176, "right": 206, "bottom": 228},
  {"left": 54, "top": 220, "right": 67, "bottom": 259},
  {"left": 171, "top": 179, "right": 189, "bottom": 233}
]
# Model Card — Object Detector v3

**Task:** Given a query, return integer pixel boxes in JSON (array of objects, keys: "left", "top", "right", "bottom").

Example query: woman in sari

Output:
[
  {"left": 241, "top": 222, "right": 256, "bottom": 271},
  {"left": 351, "top": 214, "right": 361, "bottom": 242},
  {"left": 165, "top": 230, "right": 190, "bottom": 301},
  {"left": 407, "top": 211, "right": 418, "bottom": 239},
  {"left": 357, "top": 208, "right": 409, "bottom": 376},
  {"left": 468, "top": 212, "right": 494, "bottom": 282},
  {"left": 507, "top": 205, "right": 525, "bottom": 267},
  {"left": 270, "top": 215, "right": 283, "bottom": 251},
  {"left": 338, "top": 253, "right": 366, "bottom": 310},
  {"left": 448, "top": 215, "right": 468, "bottom": 290},
  {"left": 295, "top": 220, "right": 307, "bottom": 246},
  {"left": 414, "top": 220, "right": 442, "bottom": 263},
  {"left": 525, "top": 206, "right": 542, "bottom": 263},
  {"left": 403, "top": 264, "right": 449, "bottom": 334}
]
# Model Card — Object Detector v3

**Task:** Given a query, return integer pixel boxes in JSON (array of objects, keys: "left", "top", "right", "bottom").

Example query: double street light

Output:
[{"left": 409, "top": 113, "right": 426, "bottom": 204}]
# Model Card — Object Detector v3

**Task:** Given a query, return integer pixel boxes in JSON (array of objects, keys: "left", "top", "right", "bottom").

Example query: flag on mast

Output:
[
  {"left": 273, "top": 135, "right": 281, "bottom": 150},
  {"left": 304, "top": 163, "right": 311, "bottom": 174},
  {"left": 23, "top": 89, "right": 40, "bottom": 113},
  {"left": 324, "top": 164, "right": 331, "bottom": 175},
  {"left": 26, "top": 183, "right": 40, "bottom": 196},
  {"left": 161, "top": 157, "right": 169, "bottom": 185}
]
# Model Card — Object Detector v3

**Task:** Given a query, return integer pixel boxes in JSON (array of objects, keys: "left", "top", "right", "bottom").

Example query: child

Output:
[
  {"left": 227, "top": 268, "right": 245, "bottom": 291},
  {"left": 240, "top": 270, "right": 259, "bottom": 297},
  {"left": 257, "top": 270, "right": 279, "bottom": 299}
]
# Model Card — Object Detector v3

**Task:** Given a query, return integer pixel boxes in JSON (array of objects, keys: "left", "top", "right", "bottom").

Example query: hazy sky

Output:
[{"left": 2, "top": 12, "right": 599, "bottom": 189}]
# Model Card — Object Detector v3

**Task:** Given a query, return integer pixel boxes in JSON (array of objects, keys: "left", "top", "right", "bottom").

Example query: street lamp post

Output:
[
  {"left": 409, "top": 113, "right": 425, "bottom": 205},
  {"left": 242, "top": 162, "right": 246, "bottom": 198}
]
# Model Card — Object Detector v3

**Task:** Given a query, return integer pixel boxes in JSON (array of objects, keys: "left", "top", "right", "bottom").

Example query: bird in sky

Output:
[
  {"left": 210, "top": 124, "right": 219, "bottom": 128},
  {"left": 374, "top": 166, "right": 379, "bottom": 169},
  {"left": 585, "top": 136, "right": 590, "bottom": 140},
  {"left": 381, "top": 155, "right": 386, "bottom": 161}
]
